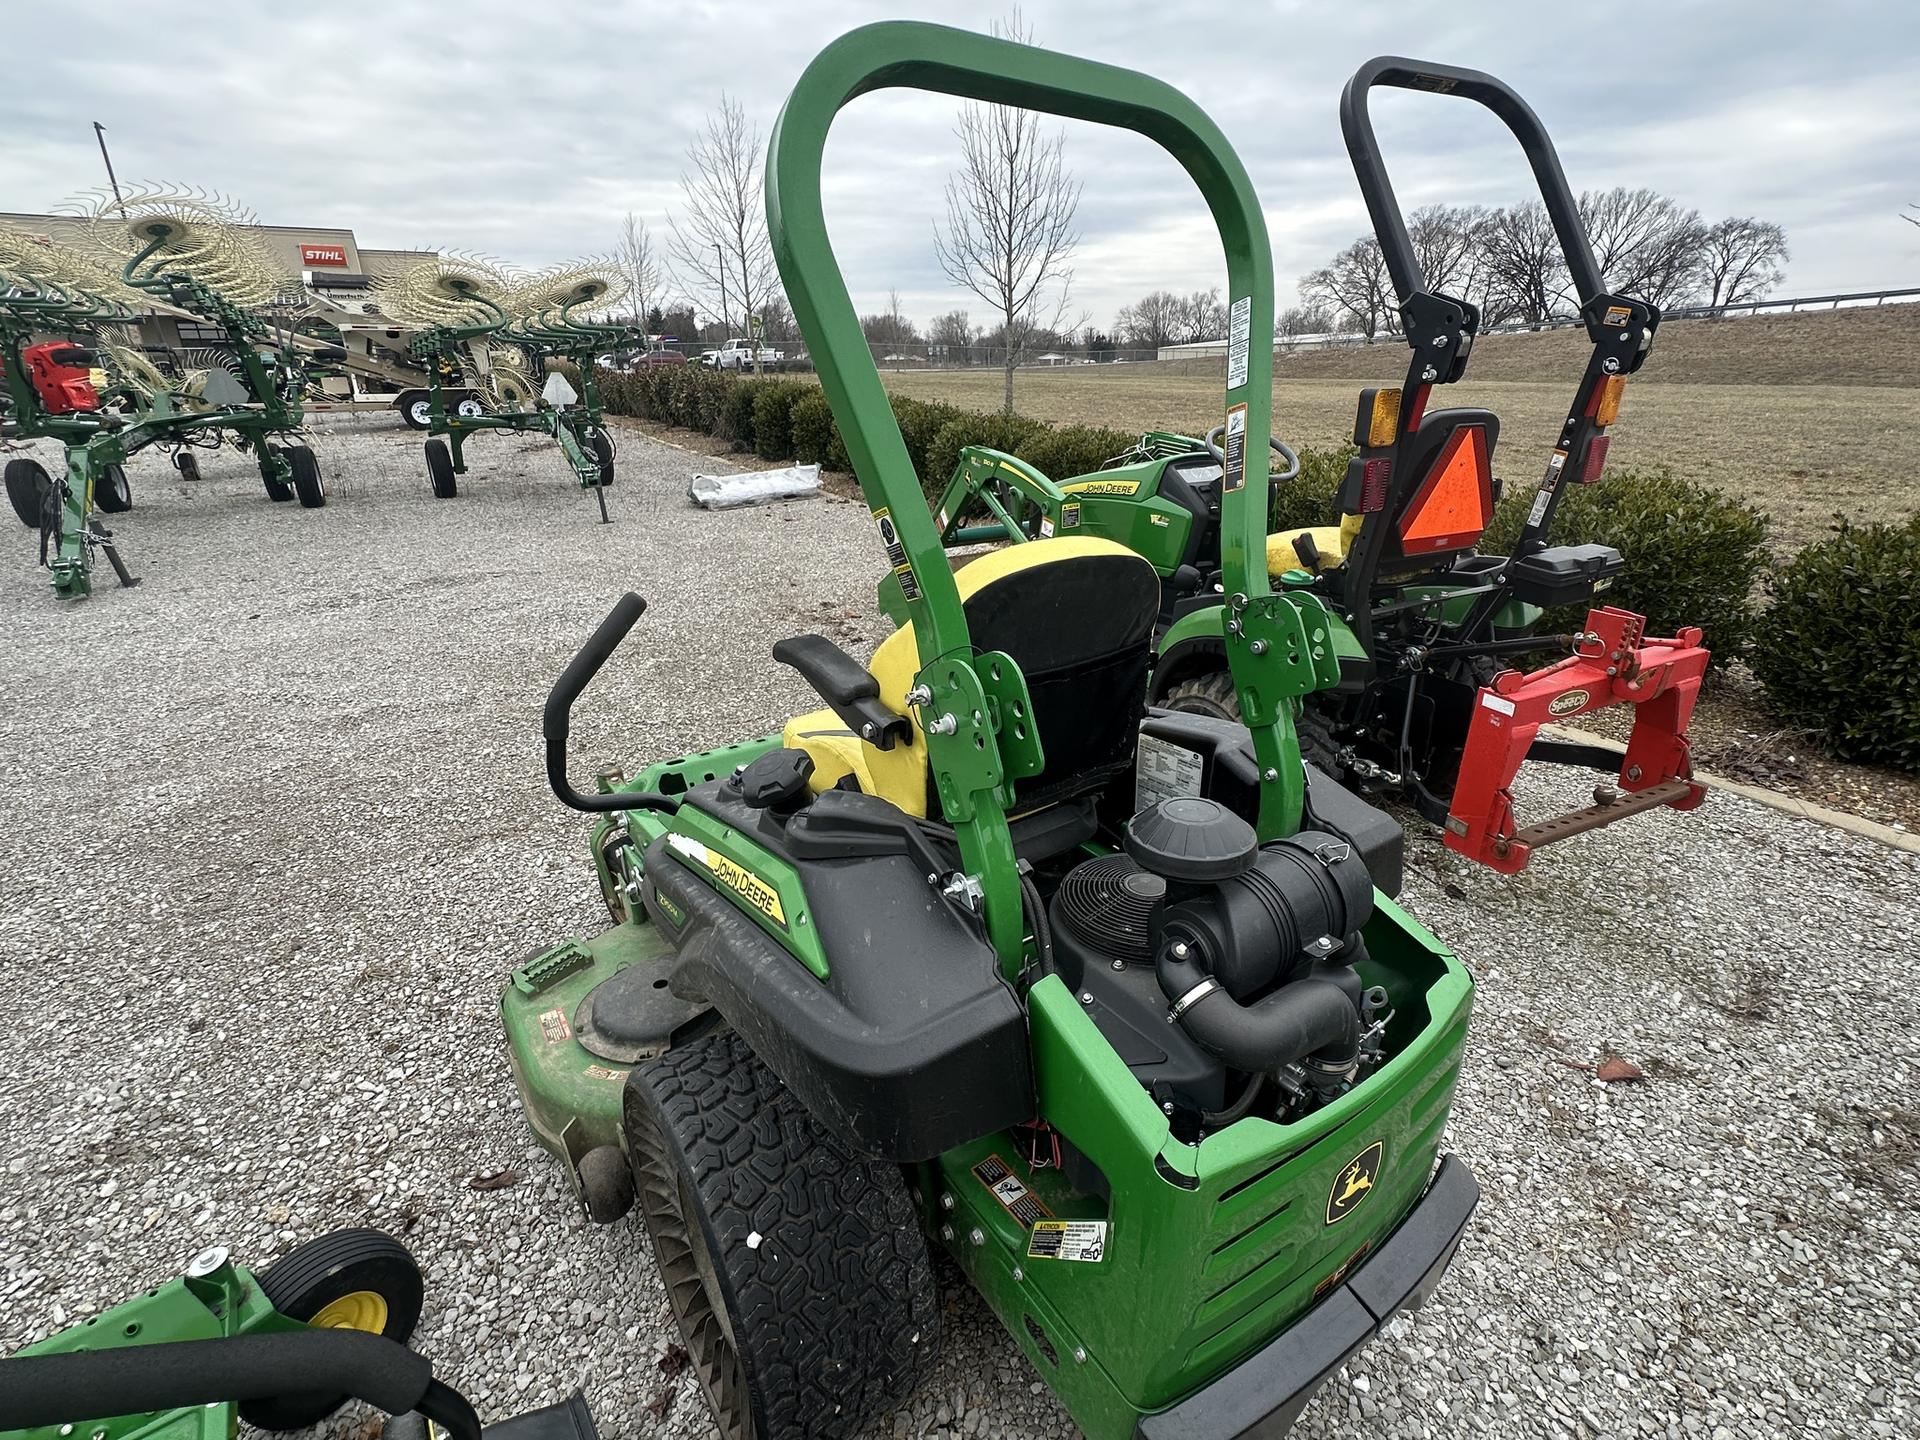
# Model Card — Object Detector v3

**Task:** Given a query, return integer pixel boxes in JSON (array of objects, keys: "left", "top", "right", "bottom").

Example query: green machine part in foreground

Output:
[{"left": 504, "top": 22, "right": 1477, "bottom": 1440}]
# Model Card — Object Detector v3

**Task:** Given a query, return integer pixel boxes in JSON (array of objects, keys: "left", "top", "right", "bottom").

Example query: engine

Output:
[{"left": 1048, "top": 796, "right": 1391, "bottom": 1140}]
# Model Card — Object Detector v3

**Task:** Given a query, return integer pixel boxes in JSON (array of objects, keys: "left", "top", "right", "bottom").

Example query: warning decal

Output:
[
  {"left": 1027, "top": 1219, "right": 1108, "bottom": 1263},
  {"left": 873, "top": 507, "right": 922, "bottom": 601},
  {"left": 1222, "top": 403, "right": 1248, "bottom": 493},
  {"left": 1135, "top": 732, "right": 1205, "bottom": 811},
  {"left": 972, "top": 1155, "right": 1052, "bottom": 1228},
  {"left": 1226, "top": 295, "right": 1252, "bottom": 389}
]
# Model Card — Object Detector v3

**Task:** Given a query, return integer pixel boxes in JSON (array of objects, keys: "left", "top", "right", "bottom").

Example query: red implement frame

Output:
[{"left": 1444, "top": 606, "right": 1708, "bottom": 874}]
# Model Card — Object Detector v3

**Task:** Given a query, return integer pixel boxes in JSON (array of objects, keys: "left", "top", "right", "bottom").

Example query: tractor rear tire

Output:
[
  {"left": 624, "top": 1030, "right": 940, "bottom": 1440},
  {"left": 94, "top": 463, "right": 133, "bottom": 514},
  {"left": 262, "top": 449, "right": 294, "bottom": 503},
  {"left": 1161, "top": 667, "right": 1241, "bottom": 721},
  {"left": 425, "top": 439, "right": 457, "bottom": 499},
  {"left": 5, "top": 458, "right": 51, "bottom": 529},
  {"left": 238, "top": 1228, "right": 424, "bottom": 1432},
  {"left": 398, "top": 390, "right": 432, "bottom": 430},
  {"left": 288, "top": 445, "right": 326, "bottom": 508},
  {"left": 590, "top": 426, "right": 615, "bottom": 487}
]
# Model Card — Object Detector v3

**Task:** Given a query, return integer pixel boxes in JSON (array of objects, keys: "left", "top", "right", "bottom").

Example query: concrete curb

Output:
[{"left": 1542, "top": 723, "right": 1919, "bottom": 855}]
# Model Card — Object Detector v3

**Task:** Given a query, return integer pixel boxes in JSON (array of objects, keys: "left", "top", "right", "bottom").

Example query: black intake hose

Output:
[{"left": 1158, "top": 946, "right": 1361, "bottom": 1074}]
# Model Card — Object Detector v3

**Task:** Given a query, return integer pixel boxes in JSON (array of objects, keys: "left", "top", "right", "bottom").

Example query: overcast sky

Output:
[{"left": 4, "top": 2, "right": 1916, "bottom": 330}]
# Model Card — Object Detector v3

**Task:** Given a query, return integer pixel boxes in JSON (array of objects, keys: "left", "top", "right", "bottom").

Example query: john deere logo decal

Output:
[
  {"left": 1547, "top": 688, "right": 1591, "bottom": 718},
  {"left": 1326, "top": 1142, "right": 1383, "bottom": 1225}
]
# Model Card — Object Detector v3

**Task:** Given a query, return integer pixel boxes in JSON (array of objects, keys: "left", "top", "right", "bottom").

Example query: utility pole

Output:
[{"left": 92, "top": 122, "right": 128, "bottom": 220}]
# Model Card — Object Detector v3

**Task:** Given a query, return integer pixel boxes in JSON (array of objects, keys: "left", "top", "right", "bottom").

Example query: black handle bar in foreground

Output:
[{"left": 542, "top": 590, "right": 676, "bottom": 815}]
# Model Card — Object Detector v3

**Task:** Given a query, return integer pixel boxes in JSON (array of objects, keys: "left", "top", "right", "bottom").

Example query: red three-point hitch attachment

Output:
[{"left": 1444, "top": 606, "right": 1710, "bottom": 874}]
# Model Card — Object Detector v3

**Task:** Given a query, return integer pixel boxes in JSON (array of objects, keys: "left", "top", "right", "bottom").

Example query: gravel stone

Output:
[{"left": 2, "top": 416, "right": 1915, "bottom": 1439}]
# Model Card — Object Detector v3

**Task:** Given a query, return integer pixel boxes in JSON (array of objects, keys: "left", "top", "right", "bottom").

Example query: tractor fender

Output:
[{"left": 1152, "top": 605, "right": 1231, "bottom": 703}]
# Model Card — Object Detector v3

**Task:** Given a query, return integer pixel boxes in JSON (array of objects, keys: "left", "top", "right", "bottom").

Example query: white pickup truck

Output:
[{"left": 701, "top": 338, "right": 783, "bottom": 370}]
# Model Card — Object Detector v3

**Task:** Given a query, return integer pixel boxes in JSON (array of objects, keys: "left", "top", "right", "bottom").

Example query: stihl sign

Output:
[{"left": 301, "top": 244, "right": 348, "bottom": 267}]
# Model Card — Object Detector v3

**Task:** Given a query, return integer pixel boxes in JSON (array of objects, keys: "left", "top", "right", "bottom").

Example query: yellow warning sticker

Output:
[{"left": 1027, "top": 1219, "right": 1107, "bottom": 1262}]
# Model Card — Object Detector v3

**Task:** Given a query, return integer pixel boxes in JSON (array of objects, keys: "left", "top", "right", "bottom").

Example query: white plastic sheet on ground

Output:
[{"left": 687, "top": 463, "right": 823, "bottom": 509}]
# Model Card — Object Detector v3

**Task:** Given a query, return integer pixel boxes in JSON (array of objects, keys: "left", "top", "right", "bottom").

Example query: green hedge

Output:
[
  {"left": 1481, "top": 466, "right": 1770, "bottom": 662},
  {"left": 1751, "top": 515, "right": 1920, "bottom": 771},
  {"left": 1014, "top": 424, "right": 1139, "bottom": 485},
  {"left": 752, "top": 380, "right": 812, "bottom": 461}
]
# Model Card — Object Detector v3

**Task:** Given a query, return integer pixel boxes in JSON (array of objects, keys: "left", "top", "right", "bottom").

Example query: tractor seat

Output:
[
  {"left": 781, "top": 536, "right": 1162, "bottom": 820},
  {"left": 1268, "top": 514, "right": 1362, "bottom": 576}
]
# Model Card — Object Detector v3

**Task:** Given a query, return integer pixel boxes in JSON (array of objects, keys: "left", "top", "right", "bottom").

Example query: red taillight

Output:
[
  {"left": 1579, "top": 435, "right": 1610, "bottom": 483},
  {"left": 1360, "top": 458, "right": 1392, "bottom": 512}
]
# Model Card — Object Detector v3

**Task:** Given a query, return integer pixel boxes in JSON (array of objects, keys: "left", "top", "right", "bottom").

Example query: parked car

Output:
[{"left": 701, "top": 338, "right": 782, "bottom": 370}]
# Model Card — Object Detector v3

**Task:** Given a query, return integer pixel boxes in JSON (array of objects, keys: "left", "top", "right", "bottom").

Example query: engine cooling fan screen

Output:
[{"left": 1054, "top": 853, "right": 1165, "bottom": 964}]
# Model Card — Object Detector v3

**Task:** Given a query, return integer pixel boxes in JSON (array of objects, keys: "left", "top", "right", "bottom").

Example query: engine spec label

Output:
[
  {"left": 1027, "top": 1220, "right": 1108, "bottom": 1263},
  {"left": 1136, "top": 733, "right": 1205, "bottom": 812}
]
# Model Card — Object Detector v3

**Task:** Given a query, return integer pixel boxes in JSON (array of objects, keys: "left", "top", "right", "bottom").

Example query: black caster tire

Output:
[
  {"left": 590, "top": 427, "right": 615, "bottom": 487},
  {"left": 94, "top": 463, "right": 133, "bottom": 514},
  {"left": 398, "top": 390, "right": 432, "bottom": 431},
  {"left": 425, "top": 439, "right": 458, "bottom": 499},
  {"left": 578, "top": 1144, "right": 636, "bottom": 1223},
  {"left": 238, "top": 1227, "right": 424, "bottom": 1431},
  {"left": 288, "top": 444, "right": 326, "bottom": 508},
  {"left": 173, "top": 451, "right": 202, "bottom": 483},
  {"left": 1159, "top": 668, "right": 1241, "bottom": 722},
  {"left": 262, "top": 448, "right": 294, "bottom": 503},
  {"left": 625, "top": 1030, "right": 940, "bottom": 1440},
  {"left": 5, "top": 458, "right": 52, "bottom": 529}
]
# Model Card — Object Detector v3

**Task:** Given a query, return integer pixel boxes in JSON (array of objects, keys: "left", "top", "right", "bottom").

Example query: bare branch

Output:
[{"left": 668, "top": 93, "right": 781, "bottom": 371}]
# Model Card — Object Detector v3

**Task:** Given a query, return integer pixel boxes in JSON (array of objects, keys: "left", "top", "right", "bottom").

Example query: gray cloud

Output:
[{"left": 3, "top": 1, "right": 1914, "bottom": 328}]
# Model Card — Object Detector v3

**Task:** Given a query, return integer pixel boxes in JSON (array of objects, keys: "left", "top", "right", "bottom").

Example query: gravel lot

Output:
[{"left": 2, "top": 416, "right": 1915, "bottom": 1440}]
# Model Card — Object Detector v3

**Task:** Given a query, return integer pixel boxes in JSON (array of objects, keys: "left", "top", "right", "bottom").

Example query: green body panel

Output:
[
  {"left": 501, "top": 927, "right": 679, "bottom": 1165},
  {"left": 1160, "top": 599, "right": 1368, "bottom": 670},
  {"left": 2, "top": 1251, "right": 298, "bottom": 1440},
  {"left": 1401, "top": 582, "right": 1542, "bottom": 633},
  {"left": 922, "top": 895, "right": 1472, "bottom": 1439}
]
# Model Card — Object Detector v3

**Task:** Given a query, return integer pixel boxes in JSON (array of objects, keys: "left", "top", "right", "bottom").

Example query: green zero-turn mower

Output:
[
  {"left": 2, "top": 193, "right": 328, "bottom": 599},
  {"left": 921, "top": 57, "right": 1711, "bottom": 877},
  {"left": 379, "top": 257, "right": 639, "bottom": 522},
  {"left": 505, "top": 24, "right": 1477, "bottom": 1440},
  {"left": 0, "top": 1229, "right": 599, "bottom": 1440}
]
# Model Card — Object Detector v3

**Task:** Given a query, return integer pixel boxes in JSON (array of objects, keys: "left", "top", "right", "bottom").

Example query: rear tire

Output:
[
  {"left": 238, "top": 1228, "right": 424, "bottom": 1431},
  {"left": 455, "top": 395, "right": 486, "bottom": 419},
  {"left": 397, "top": 390, "right": 432, "bottom": 430},
  {"left": 1161, "top": 667, "right": 1241, "bottom": 721},
  {"left": 288, "top": 444, "right": 326, "bottom": 508},
  {"left": 5, "top": 458, "right": 52, "bottom": 529},
  {"left": 94, "top": 463, "right": 133, "bottom": 514},
  {"left": 625, "top": 1030, "right": 940, "bottom": 1440},
  {"left": 425, "top": 438, "right": 457, "bottom": 499}
]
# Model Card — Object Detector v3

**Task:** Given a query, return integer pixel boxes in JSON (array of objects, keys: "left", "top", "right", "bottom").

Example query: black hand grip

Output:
[
  {"left": 774, "top": 633, "right": 880, "bottom": 706},
  {"left": 1340, "top": 57, "right": 1605, "bottom": 306},
  {"left": 0, "top": 1331, "right": 481, "bottom": 1440},
  {"left": 543, "top": 592, "right": 675, "bottom": 815}
]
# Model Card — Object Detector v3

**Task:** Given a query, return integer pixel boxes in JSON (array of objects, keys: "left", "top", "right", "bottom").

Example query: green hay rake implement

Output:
[
  {"left": 1, "top": 189, "right": 326, "bottom": 599},
  {"left": 380, "top": 256, "right": 643, "bottom": 521}
]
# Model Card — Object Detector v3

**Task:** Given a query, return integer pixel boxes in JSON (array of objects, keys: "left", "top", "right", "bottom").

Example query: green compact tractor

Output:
[
  {"left": 0, "top": 1229, "right": 597, "bottom": 1440},
  {"left": 380, "top": 257, "right": 637, "bottom": 521},
  {"left": 925, "top": 58, "right": 1710, "bottom": 875},
  {"left": 505, "top": 24, "right": 1477, "bottom": 1440},
  {"left": 2, "top": 194, "right": 326, "bottom": 599}
]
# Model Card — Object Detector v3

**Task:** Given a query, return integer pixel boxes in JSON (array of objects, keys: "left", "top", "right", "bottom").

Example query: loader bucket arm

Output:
[{"left": 767, "top": 20, "right": 1321, "bottom": 968}]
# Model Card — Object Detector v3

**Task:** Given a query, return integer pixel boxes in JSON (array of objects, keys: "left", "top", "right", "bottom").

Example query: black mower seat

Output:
[{"left": 782, "top": 536, "right": 1161, "bottom": 819}]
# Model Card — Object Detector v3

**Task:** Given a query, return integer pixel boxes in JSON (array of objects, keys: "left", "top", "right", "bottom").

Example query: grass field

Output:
[{"left": 879, "top": 305, "right": 1920, "bottom": 553}]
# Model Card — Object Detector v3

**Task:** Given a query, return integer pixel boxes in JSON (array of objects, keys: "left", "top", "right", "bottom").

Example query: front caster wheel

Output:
[
  {"left": 94, "top": 463, "right": 133, "bottom": 514},
  {"left": 5, "top": 458, "right": 52, "bottom": 528},
  {"left": 238, "top": 1227, "right": 424, "bottom": 1431},
  {"left": 425, "top": 438, "right": 458, "bottom": 499},
  {"left": 287, "top": 444, "right": 326, "bottom": 508},
  {"left": 624, "top": 1030, "right": 940, "bottom": 1440},
  {"left": 578, "top": 1143, "right": 636, "bottom": 1223},
  {"left": 590, "top": 426, "right": 615, "bottom": 487}
]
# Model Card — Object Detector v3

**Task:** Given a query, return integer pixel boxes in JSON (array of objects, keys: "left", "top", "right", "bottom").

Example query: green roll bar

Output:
[{"left": 766, "top": 21, "right": 1332, "bottom": 969}]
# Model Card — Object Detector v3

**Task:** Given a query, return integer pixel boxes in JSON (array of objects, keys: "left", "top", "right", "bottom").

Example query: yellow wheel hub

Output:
[{"left": 308, "top": 1290, "right": 389, "bottom": 1333}]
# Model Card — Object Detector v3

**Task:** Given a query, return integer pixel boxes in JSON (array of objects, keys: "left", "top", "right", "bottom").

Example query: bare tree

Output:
[
  {"left": 1276, "top": 302, "right": 1335, "bottom": 351},
  {"left": 1578, "top": 187, "right": 1704, "bottom": 307},
  {"left": 928, "top": 309, "right": 975, "bottom": 364},
  {"left": 1476, "top": 202, "right": 1570, "bottom": 325},
  {"left": 615, "top": 212, "right": 660, "bottom": 334},
  {"left": 1113, "top": 291, "right": 1184, "bottom": 350},
  {"left": 670, "top": 93, "right": 780, "bottom": 373},
  {"left": 860, "top": 288, "right": 920, "bottom": 351},
  {"left": 1697, "top": 217, "right": 1789, "bottom": 308},
  {"left": 1299, "top": 237, "right": 1396, "bottom": 340},
  {"left": 933, "top": 11, "right": 1081, "bottom": 411},
  {"left": 1905, "top": 203, "right": 1920, "bottom": 229},
  {"left": 1407, "top": 204, "right": 1488, "bottom": 303}
]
